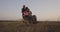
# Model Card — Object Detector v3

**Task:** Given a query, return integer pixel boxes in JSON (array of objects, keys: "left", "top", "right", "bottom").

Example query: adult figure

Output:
[{"left": 21, "top": 5, "right": 26, "bottom": 19}]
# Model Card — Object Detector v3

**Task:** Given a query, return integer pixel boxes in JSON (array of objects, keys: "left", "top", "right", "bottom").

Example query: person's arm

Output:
[
  {"left": 28, "top": 10, "right": 32, "bottom": 15},
  {"left": 21, "top": 8, "right": 24, "bottom": 13},
  {"left": 29, "top": 9, "right": 32, "bottom": 14},
  {"left": 28, "top": 8, "right": 32, "bottom": 14}
]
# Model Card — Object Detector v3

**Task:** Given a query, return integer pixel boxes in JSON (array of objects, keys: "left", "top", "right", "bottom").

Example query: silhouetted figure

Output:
[
  {"left": 25, "top": 7, "right": 32, "bottom": 15},
  {"left": 21, "top": 5, "right": 37, "bottom": 24},
  {"left": 21, "top": 5, "right": 26, "bottom": 13},
  {"left": 21, "top": 5, "right": 26, "bottom": 19},
  {"left": 21, "top": 5, "right": 32, "bottom": 20}
]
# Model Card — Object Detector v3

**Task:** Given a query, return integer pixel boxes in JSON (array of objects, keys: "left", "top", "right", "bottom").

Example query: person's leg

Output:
[{"left": 22, "top": 14, "right": 26, "bottom": 20}]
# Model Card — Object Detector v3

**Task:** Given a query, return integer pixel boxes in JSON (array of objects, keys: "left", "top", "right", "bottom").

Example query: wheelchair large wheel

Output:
[
  {"left": 28, "top": 16, "right": 33, "bottom": 24},
  {"left": 32, "top": 15, "right": 37, "bottom": 24}
]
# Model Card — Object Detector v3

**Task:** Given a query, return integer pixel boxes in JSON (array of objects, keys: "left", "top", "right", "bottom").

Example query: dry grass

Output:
[{"left": 0, "top": 21, "right": 60, "bottom": 32}]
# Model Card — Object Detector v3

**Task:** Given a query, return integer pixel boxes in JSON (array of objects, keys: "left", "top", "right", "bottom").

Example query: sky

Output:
[{"left": 0, "top": 0, "right": 60, "bottom": 21}]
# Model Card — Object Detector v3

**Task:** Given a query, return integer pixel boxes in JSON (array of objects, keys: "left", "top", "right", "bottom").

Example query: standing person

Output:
[
  {"left": 21, "top": 5, "right": 26, "bottom": 13},
  {"left": 21, "top": 5, "right": 26, "bottom": 19}
]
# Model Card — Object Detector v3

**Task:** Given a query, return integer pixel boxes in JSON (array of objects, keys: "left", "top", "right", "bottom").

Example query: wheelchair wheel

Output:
[{"left": 32, "top": 15, "right": 37, "bottom": 24}]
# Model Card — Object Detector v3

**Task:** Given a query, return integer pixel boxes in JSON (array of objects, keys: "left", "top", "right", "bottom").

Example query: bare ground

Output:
[{"left": 0, "top": 21, "right": 60, "bottom": 32}]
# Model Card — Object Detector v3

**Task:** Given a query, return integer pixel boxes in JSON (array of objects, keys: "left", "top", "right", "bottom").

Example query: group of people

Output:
[
  {"left": 21, "top": 5, "right": 37, "bottom": 24},
  {"left": 21, "top": 5, "right": 32, "bottom": 19}
]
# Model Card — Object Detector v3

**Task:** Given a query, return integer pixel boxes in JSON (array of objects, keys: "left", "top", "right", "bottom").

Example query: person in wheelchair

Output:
[{"left": 21, "top": 5, "right": 37, "bottom": 24}]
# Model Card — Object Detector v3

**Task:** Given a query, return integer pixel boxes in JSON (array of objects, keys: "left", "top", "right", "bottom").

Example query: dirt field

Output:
[{"left": 0, "top": 21, "right": 60, "bottom": 32}]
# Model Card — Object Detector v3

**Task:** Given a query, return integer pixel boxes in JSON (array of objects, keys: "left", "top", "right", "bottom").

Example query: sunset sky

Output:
[{"left": 0, "top": 0, "right": 60, "bottom": 21}]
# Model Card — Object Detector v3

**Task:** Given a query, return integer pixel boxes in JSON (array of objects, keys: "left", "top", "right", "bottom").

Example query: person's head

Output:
[
  {"left": 25, "top": 7, "right": 30, "bottom": 11},
  {"left": 26, "top": 7, "right": 29, "bottom": 9},
  {"left": 23, "top": 5, "right": 25, "bottom": 8}
]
